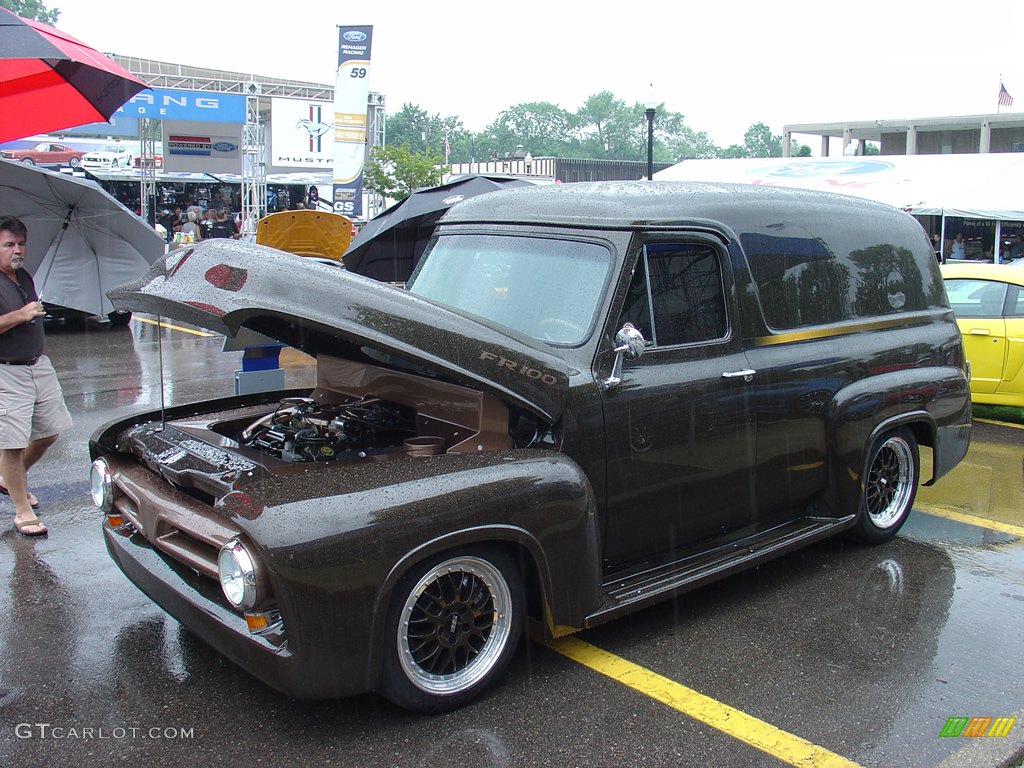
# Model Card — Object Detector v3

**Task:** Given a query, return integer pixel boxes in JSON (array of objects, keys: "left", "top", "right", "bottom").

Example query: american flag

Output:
[{"left": 999, "top": 82, "right": 1013, "bottom": 107}]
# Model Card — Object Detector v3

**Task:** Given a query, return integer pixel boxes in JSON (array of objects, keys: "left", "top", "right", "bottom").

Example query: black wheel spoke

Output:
[
  {"left": 862, "top": 432, "right": 917, "bottom": 535},
  {"left": 391, "top": 552, "right": 522, "bottom": 706}
]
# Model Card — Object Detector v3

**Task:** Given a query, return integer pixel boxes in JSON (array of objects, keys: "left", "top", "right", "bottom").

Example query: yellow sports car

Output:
[{"left": 941, "top": 262, "right": 1024, "bottom": 406}]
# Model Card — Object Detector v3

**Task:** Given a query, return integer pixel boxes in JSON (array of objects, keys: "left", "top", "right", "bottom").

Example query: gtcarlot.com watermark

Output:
[{"left": 15, "top": 722, "right": 195, "bottom": 740}]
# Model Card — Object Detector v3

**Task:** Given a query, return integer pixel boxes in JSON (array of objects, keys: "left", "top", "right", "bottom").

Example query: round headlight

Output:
[
  {"left": 90, "top": 458, "right": 113, "bottom": 512},
  {"left": 218, "top": 539, "right": 258, "bottom": 609}
]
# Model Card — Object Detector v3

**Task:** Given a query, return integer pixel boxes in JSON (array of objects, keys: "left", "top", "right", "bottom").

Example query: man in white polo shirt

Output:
[{"left": 0, "top": 216, "right": 72, "bottom": 537}]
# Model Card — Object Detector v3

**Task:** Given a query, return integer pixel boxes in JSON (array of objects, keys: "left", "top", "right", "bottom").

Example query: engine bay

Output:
[
  {"left": 138, "top": 356, "right": 554, "bottom": 472},
  {"left": 239, "top": 396, "right": 416, "bottom": 462}
]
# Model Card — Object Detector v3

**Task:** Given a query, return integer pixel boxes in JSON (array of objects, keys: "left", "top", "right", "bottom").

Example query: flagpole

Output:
[{"left": 998, "top": 73, "right": 1002, "bottom": 115}]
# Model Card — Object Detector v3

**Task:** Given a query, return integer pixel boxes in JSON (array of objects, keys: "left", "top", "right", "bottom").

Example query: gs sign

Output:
[{"left": 333, "top": 184, "right": 361, "bottom": 217}]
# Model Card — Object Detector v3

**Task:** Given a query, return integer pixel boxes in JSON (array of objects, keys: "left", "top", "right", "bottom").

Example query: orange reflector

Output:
[
  {"left": 106, "top": 513, "right": 125, "bottom": 528},
  {"left": 244, "top": 613, "right": 268, "bottom": 631}
]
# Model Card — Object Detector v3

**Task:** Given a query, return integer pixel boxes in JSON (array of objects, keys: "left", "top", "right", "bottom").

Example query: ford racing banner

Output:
[{"left": 332, "top": 25, "right": 373, "bottom": 218}]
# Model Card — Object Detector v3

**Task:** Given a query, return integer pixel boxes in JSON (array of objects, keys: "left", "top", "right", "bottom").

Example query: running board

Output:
[{"left": 586, "top": 515, "right": 855, "bottom": 627}]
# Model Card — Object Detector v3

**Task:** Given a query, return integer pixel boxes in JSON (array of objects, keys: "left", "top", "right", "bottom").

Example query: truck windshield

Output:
[{"left": 408, "top": 233, "right": 611, "bottom": 345}]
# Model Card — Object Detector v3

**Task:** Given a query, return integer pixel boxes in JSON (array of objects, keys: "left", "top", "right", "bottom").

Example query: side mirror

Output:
[
  {"left": 601, "top": 323, "right": 647, "bottom": 390},
  {"left": 615, "top": 323, "right": 646, "bottom": 359}
]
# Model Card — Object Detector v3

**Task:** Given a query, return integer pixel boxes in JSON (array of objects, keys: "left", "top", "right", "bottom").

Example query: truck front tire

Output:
[{"left": 379, "top": 547, "right": 525, "bottom": 712}]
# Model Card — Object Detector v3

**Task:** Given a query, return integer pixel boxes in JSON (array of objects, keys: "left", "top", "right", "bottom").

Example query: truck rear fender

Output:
[{"left": 827, "top": 366, "right": 970, "bottom": 516}]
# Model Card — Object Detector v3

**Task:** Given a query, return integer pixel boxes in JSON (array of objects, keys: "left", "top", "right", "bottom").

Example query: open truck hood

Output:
[{"left": 108, "top": 239, "right": 569, "bottom": 422}]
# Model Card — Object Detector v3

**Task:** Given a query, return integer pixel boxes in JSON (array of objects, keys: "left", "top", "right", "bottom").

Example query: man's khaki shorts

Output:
[{"left": 0, "top": 356, "right": 73, "bottom": 449}]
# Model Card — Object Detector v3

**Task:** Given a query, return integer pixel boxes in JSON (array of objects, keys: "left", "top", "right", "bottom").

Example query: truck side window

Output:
[{"left": 621, "top": 243, "right": 727, "bottom": 347}]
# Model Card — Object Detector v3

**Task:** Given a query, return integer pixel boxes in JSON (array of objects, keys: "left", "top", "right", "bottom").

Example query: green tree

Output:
[
  {"left": 641, "top": 106, "right": 718, "bottom": 161},
  {"left": 436, "top": 115, "right": 471, "bottom": 163},
  {"left": 664, "top": 123, "right": 720, "bottom": 160},
  {"left": 382, "top": 91, "right": 821, "bottom": 167},
  {"left": 576, "top": 94, "right": 699, "bottom": 162},
  {"left": 385, "top": 103, "right": 433, "bottom": 153},
  {"left": 480, "top": 102, "right": 577, "bottom": 159},
  {"left": 0, "top": 0, "right": 60, "bottom": 23},
  {"left": 576, "top": 92, "right": 632, "bottom": 158},
  {"left": 718, "top": 122, "right": 811, "bottom": 159},
  {"left": 363, "top": 143, "right": 444, "bottom": 202},
  {"left": 472, "top": 93, "right": 716, "bottom": 165},
  {"left": 740, "top": 122, "right": 781, "bottom": 158},
  {"left": 611, "top": 100, "right": 662, "bottom": 162},
  {"left": 386, "top": 103, "right": 471, "bottom": 163}
]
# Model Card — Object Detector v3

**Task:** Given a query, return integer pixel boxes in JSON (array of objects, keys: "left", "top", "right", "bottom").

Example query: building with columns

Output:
[{"left": 782, "top": 113, "right": 1024, "bottom": 157}]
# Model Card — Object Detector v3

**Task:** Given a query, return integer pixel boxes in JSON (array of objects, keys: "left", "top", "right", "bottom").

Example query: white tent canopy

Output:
[{"left": 655, "top": 153, "right": 1024, "bottom": 221}]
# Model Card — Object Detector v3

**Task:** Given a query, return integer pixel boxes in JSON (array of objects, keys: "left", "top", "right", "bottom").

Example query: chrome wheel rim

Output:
[
  {"left": 398, "top": 556, "right": 512, "bottom": 694},
  {"left": 866, "top": 435, "right": 914, "bottom": 529}
]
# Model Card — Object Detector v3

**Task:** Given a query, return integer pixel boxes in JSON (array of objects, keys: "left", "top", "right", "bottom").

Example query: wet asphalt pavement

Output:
[{"left": 1, "top": 318, "right": 1023, "bottom": 768}]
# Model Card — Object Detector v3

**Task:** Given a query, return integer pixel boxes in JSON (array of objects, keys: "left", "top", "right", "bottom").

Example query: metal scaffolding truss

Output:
[
  {"left": 111, "top": 56, "right": 334, "bottom": 100},
  {"left": 366, "top": 93, "right": 387, "bottom": 217},
  {"left": 139, "top": 117, "right": 157, "bottom": 224},
  {"left": 113, "top": 56, "right": 388, "bottom": 222},
  {"left": 368, "top": 92, "right": 386, "bottom": 149},
  {"left": 240, "top": 89, "right": 266, "bottom": 235}
]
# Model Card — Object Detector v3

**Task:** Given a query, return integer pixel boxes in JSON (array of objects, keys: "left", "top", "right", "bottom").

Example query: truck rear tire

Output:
[{"left": 850, "top": 427, "right": 919, "bottom": 544}]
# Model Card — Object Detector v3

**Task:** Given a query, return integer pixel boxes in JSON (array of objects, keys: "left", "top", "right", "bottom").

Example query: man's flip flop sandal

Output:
[{"left": 14, "top": 516, "right": 47, "bottom": 537}]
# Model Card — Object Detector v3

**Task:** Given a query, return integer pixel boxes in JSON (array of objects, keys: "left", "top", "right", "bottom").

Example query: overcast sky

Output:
[{"left": 51, "top": 0, "right": 1024, "bottom": 149}]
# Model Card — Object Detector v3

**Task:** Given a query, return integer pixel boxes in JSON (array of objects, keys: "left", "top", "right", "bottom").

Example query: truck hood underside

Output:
[{"left": 108, "top": 239, "right": 569, "bottom": 422}]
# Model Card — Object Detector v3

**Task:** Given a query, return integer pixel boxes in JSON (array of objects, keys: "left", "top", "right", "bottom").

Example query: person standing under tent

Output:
[
  {"left": 948, "top": 232, "right": 966, "bottom": 260},
  {"left": 1009, "top": 233, "right": 1024, "bottom": 261},
  {"left": 182, "top": 210, "right": 203, "bottom": 242}
]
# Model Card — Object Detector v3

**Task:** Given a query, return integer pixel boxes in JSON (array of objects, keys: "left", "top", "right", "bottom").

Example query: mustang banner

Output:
[
  {"left": 270, "top": 98, "right": 334, "bottom": 170},
  {"left": 332, "top": 25, "right": 373, "bottom": 218}
]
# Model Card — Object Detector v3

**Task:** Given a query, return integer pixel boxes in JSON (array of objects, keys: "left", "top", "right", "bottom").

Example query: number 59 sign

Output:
[{"left": 333, "top": 26, "right": 374, "bottom": 218}]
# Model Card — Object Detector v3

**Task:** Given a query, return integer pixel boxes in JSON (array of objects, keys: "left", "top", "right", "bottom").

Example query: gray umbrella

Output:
[{"left": 0, "top": 158, "right": 164, "bottom": 318}]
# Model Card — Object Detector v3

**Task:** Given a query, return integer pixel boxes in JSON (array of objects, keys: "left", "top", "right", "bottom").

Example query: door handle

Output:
[
  {"left": 968, "top": 329, "right": 991, "bottom": 336},
  {"left": 722, "top": 369, "right": 756, "bottom": 381}
]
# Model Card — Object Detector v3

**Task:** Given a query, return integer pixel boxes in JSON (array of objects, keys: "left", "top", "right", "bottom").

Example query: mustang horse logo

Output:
[
  {"left": 297, "top": 104, "right": 332, "bottom": 152},
  {"left": 297, "top": 119, "right": 332, "bottom": 138}
]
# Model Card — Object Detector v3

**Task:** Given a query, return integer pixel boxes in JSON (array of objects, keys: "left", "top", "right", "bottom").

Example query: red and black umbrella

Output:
[{"left": 0, "top": 8, "right": 147, "bottom": 143}]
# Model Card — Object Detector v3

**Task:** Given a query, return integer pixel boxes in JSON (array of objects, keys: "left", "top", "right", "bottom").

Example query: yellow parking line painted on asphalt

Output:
[
  {"left": 975, "top": 416, "right": 1024, "bottom": 430},
  {"left": 917, "top": 503, "right": 1024, "bottom": 538},
  {"left": 134, "top": 315, "right": 215, "bottom": 337},
  {"left": 547, "top": 636, "right": 863, "bottom": 768}
]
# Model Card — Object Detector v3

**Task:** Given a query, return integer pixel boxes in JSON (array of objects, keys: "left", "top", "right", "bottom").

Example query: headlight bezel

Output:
[
  {"left": 90, "top": 458, "right": 114, "bottom": 512},
  {"left": 218, "top": 538, "right": 261, "bottom": 610}
]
